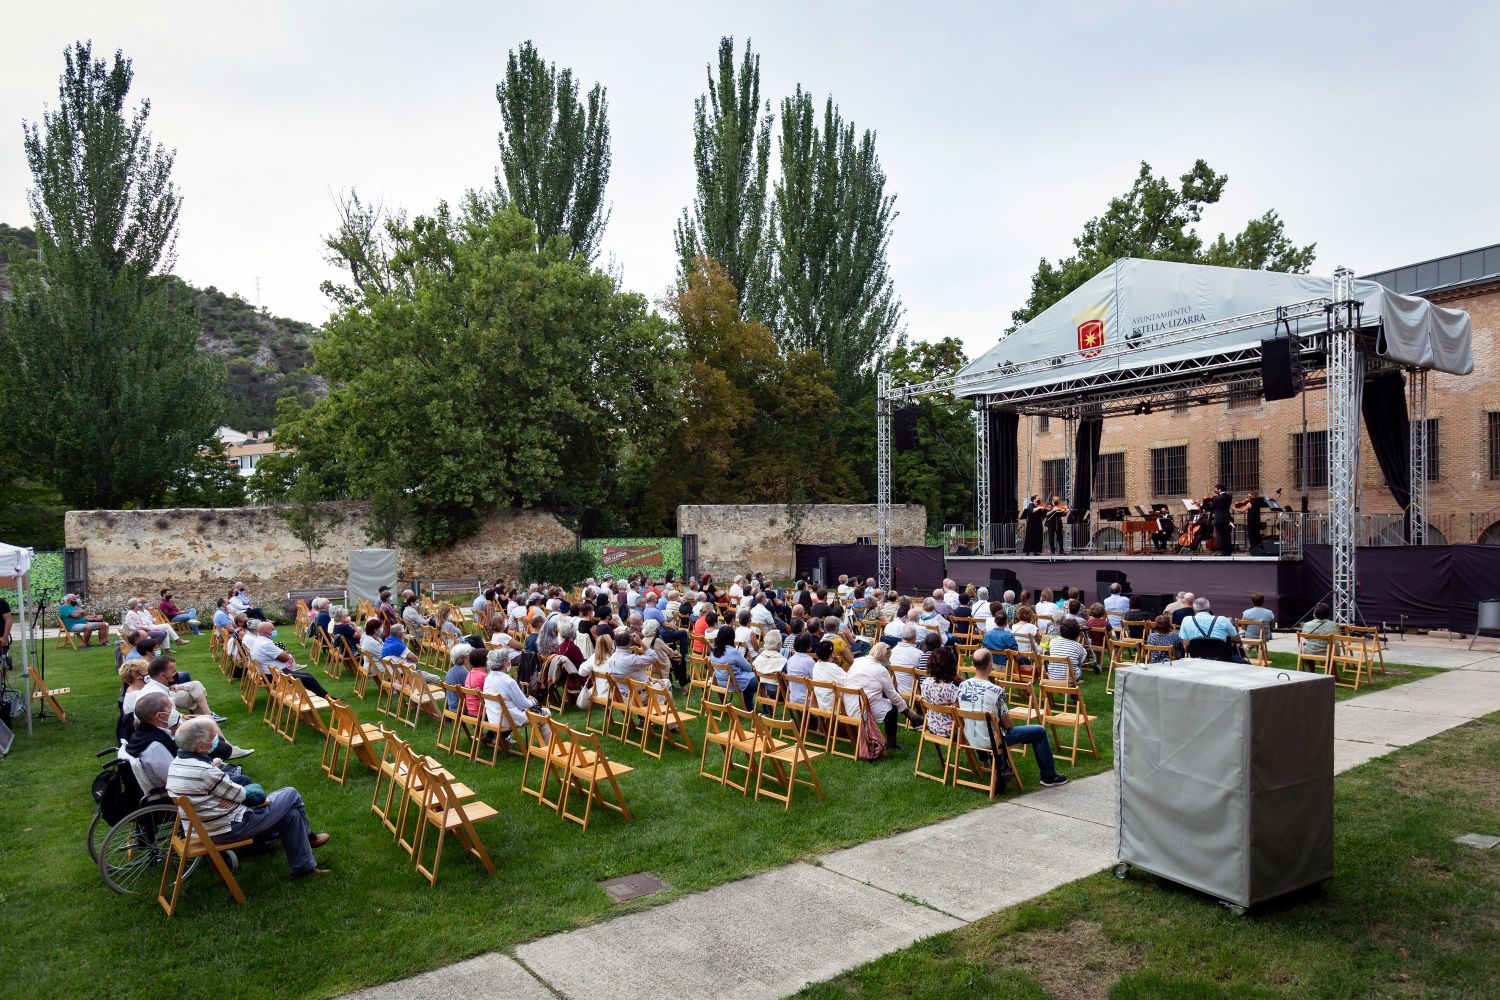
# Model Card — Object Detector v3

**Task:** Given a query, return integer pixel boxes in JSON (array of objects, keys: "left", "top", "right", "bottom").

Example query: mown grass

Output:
[
  {"left": 0, "top": 636, "right": 1435, "bottom": 998},
  {"left": 797, "top": 712, "right": 1500, "bottom": 1000}
]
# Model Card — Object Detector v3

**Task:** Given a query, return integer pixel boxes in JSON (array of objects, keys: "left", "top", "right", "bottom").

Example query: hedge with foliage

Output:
[
  {"left": 0, "top": 549, "right": 64, "bottom": 609},
  {"left": 519, "top": 549, "right": 597, "bottom": 588}
]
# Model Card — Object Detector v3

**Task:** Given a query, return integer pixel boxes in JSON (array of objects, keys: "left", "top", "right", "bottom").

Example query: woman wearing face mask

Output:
[{"left": 226, "top": 582, "right": 267, "bottom": 622}]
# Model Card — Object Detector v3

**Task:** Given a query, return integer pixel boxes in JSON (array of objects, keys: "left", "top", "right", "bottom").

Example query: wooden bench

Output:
[{"left": 428, "top": 578, "right": 482, "bottom": 599}]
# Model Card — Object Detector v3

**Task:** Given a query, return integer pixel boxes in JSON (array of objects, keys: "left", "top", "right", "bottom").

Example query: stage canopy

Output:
[{"left": 953, "top": 258, "right": 1473, "bottom": 401}]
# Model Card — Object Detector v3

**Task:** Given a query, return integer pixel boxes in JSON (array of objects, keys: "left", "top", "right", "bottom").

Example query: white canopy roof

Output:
[
  {"left": 0, "top": 541, "right": 32, "bottom": 579},
  {"left": 955, "top": 258, "right": 1473, "bottom": 399}
]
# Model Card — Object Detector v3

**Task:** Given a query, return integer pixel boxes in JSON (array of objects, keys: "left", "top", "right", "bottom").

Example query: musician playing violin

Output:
[
  {"left": 1045, "top": 495, "right": 1068, "bottom": 555},
  {"left": 1232, "top": 492, "right": 1270, "bottom": 554},
  {"left": 1207, "top": 483, "right": 1234, "bottom": 556}
]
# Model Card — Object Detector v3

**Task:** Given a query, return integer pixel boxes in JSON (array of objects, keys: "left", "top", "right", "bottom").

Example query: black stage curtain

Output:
[
  {"left": 1069, "top": 416, "right": 1104, "bottom": 523},
  {"left": 988, "top": 409, "right": 1019, "bottom": 521},
  {"left": 1362, "top": 369, "right": 1410, "bottom": 512},
  {"left": 1300, "top": 543, "right": 1500, "bottom": 633},
  {"left": 794, "top": 544, "right": 947, "bottom": 597}
]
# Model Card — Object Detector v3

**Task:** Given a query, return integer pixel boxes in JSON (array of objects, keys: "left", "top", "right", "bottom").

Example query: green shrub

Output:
[{"left": 519, "top": 548, "right": 595, "bottom": 587}]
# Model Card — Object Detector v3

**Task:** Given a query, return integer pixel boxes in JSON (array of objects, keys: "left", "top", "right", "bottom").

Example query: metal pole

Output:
[
  {"left": 876, "top": 372, "right": 893, "bottom": 592},
  {"left": 1063, "top": 412, "right": 1078, "bottom": 553},
  {"left": 1326, "top": 267, "right": 1359, "bottom": 624},
  {"left": 1408, "top": 368, "right": 1428, "bottom": 545},
  {"left": 974, "top": 398, "right": 990, "bottom": 554}
]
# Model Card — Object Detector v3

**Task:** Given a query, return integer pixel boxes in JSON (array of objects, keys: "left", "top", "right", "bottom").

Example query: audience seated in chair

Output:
[{"left": 958, "top": 649, "right": 1069, "bottom": 787}]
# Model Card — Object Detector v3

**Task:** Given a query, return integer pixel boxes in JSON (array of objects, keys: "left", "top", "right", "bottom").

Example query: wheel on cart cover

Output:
[
  {"left": 1112, "top": 863, "right": 1130, "bottom": 880},
  {"left": 1220, "top": 901, "right": 1246, "bottom": 917},
  {"left": 87, "top": 807, "right": 106, "bottom": 863},
  {"left": 97, "top": 803, "right": 199, "bottom": 894}
]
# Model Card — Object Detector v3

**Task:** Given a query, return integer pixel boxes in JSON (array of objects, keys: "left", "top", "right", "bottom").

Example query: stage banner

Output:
[{"left": 580, "top": 537, "right": 684, "bottom": 579}]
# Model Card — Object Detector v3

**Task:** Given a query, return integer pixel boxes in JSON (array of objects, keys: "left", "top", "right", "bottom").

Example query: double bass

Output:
[{"left": 1176, "top": 494, "right": 1218, "bottom": 552}]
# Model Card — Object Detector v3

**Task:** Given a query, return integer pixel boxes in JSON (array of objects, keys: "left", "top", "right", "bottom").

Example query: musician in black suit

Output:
[
  {"left": 1045, "top": 496, "right": 1067, "bottom": 554},
  {"left": 1209, "top": 483, "right": 1234, "bottom": 556}
]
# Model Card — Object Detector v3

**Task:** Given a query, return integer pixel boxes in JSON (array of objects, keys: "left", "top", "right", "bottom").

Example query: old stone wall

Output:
[
  {"left": 65, "top": 503, "right": 575, "bottom": 618},
  {"left": 676, "top": 504, "right": 926, "bottom": 579}
]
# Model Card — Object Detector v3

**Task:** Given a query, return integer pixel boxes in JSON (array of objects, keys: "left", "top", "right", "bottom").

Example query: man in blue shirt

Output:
[
  {"left": 1179, "top": 598, "right": 1239, "bottom": 642},
  {"left": 1103, "top": 583, "right": 1131, "bottom": 630},
  {"left": 381, "top": 623, "right": 416, "bottom": 661},
  {"left": 981, "top": 608, "right": 1019, "bottom": 655}
]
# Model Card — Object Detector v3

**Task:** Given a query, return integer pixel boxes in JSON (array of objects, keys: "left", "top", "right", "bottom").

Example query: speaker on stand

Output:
[
  {"left": 894, "top": 407, "right": 921, "bottom": 451},
  {"left": 1260, "top": 337, "right": 1299, "bottom": 401}
]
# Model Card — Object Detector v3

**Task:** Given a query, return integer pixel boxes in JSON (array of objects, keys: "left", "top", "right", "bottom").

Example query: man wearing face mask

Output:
[{"left": 167, "top": 716, "right": 331, "bottom": 880}]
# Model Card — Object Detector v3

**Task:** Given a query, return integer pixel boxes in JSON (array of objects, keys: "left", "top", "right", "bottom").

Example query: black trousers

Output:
[
  {"left": 1046, "top": 523, "right": 1063, "bottom": 553},
  {"left": 884, "top": 708, "right": 901, "bottom": 744},
  {"left": 1214, "top": 520, "right": 1233, "bottom": 555},
  {"left": 289, "top": 669, "right": 328, "bottom": 698}
]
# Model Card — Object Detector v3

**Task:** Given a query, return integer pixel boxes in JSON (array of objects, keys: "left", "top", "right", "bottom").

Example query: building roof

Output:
[
  {"left": 1362, "top": 242, "right": 1500, "bottom": 298},
  {"left": 225, "top": 441, "right": 281, "bottom": 458}
]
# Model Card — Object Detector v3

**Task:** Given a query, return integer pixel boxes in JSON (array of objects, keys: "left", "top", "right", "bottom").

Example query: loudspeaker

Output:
[
  {"left": 894, "top": 407, "right": 920, "bottom": 450},
  {"left": 1095, "top": 569, "right": 1130, "bottom": 594},
  {"left": 989, "top": 568, "right": 1020, "bottom": 597},
  {"left": 1260, "top": 338, "right": 1298, "bottom": 401},
  {"left": 1136, "top": 593, "right": 1167, "bottom": 618},
  {"left": 1251, "top": 540, "right": 1281, "bottom": 557}
]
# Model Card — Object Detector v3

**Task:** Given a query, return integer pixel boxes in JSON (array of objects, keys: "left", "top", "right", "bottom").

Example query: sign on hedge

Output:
[{"left": 579, "top": 537, "right": 683, "bottom": 579}]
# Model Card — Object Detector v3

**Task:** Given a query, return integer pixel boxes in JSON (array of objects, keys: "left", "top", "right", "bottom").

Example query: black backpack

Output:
[{"left": 92, "top": 756, "right": 145, "bottom": 825}]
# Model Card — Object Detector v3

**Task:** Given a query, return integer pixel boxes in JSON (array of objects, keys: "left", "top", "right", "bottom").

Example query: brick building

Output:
[{"left": 1020, "top": 243, "right": 1500, "bottom": 545}]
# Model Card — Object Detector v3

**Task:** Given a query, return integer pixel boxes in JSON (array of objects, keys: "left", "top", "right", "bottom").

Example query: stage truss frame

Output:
[{"left": 875, "top": 274, "right": 1427, "bottom": 622}]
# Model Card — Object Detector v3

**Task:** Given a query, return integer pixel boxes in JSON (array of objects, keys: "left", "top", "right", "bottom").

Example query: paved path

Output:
[{"left": 347, "top": 656, "right": 1500, "bottom": 1000}]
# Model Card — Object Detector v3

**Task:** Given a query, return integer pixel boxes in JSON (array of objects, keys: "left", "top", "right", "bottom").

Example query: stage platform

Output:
[{"left": 948, "top": 553, "right": 1304, "bottom": 621}]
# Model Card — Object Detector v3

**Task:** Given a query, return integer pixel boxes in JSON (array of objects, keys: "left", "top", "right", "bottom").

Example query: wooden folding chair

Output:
[
  {"left": 521, "top": 711, "right": 571, "bottom": 806},
  {"left": 1105, "top": 637, "right": 1142, "bottom": 694},
  {"left": 630, "top": 678, "right": 697, "bottom": 759},
  {"left": 952, "top": 706, "right": 1024, "bottom": 796},
  {"left": 412, "top": 760, "right": 498, "bottom": 886},
  {"left": 831, "top": 684, "right": 871, "bottom": 761},
  {"left": 1041, "top": 653, "right": 1082, "bottom": 687},
  {"left": 802, "top": 678, "right": 838, "bottom": 755},
  {"left": 1296, "top": 632, "right": 1333, "bottom": 675},
  {"left": 26, "top": 666, "right": 69, "bottom": 724},
  {"left": 273, "top": 672, "right": 331, "bottom": 743},
  {"left": 394, "top": 660, "right": 443, "bottom": 729},
  {"left": 913, "top": 698, "right": 959, "bottom": 784},
  {"left": 582, "top": 675, "right": 614, "bottom": 735},
  {"left": 698, "top": 694, "right": 738, "bottom": 786},
  {"left": 560, "top": 729, "right": 634, "bottom": 830},
  {"left": 374, "top": 657, "right": 402, "bottom": 718},
  {"left": 1235, "top": 619, "right": 1272, "bottom": 665},
  {"left": 1142, "top": 642, "right": 1179, "bottom": 665},
  {"left": 350, "top": 650, "right": 376, "bottom": 700},
  {"left": 239, "top": 660, "right": 269, "bottom": 713},
  {"left": 54, "top": 612, "right": 83, "bottom": 650},
  {"left": 1039, "top": 680, "right": 1098, "bottom": 764},
  {"left": 604, "top": 675, "right": 643, "bottom": 745},
  {"left": 753, "top": 712, "right": 824, "bottom": 810},
  {"left": 781, "top": 674, "right": 814, "bottom": 739},
  {"left": 889, "top": 665, "right": 922, "bottom": 730},
  {"left": 752, "top": 676, "right": 784, "bottom": 719},
  {"left": 1088, "top": 627, "right": 1111, "bottom": 670},
  {"left": 724, "top": 706, "right": 766, "bottom": 794},
  {"left": 474, "top": 689, "right": 526, "bottom": 765},
  {"left": 157, "top": 797, "right": 254, "bottom": 917},
  {"left": 1340, "top": 623, "right": 1385, "bottom": 675},
  {"left": 684, "top": 651, "right": 713, "bottom": 712},
  {"left": 1329, "top": 635, "right": 1376, "bottom": 691},
  {"left": 321, "top": 699, "right": 388, "bottom": 784},
  {"left": 434, "top": 684, "right": 479, "bottom": 757}
]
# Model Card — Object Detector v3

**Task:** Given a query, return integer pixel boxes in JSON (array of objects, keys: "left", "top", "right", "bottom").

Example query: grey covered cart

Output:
[{"left": 1113, "top": 660, "right": 1335, "bottom": 913}]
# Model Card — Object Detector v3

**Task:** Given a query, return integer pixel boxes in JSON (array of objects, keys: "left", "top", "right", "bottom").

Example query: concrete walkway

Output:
[{"left": 348, "top": 656, "right": 1500, "bottom": 1000}]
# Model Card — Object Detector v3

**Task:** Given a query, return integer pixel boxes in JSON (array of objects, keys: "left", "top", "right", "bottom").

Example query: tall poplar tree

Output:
[
  {"left": 0, "top": 42, "right": 223, "bottom": 509},
  {"left": 674, "top": 36, "right": 773, "bottom": 320},
  {"left": 496, "top": 40, "right": 612, "bottom": 262},
  {"left": 766, "top": 87, "right": 903, "bottom": 402}
]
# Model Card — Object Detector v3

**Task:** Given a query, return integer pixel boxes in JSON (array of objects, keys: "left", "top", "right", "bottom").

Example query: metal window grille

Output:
[
  {"left": 1172, "top": 390, "right": 1189, "bottom": 414},
  {"left": 1490, "top": 414, "right": 1500, "bottom": 480},
  {"left": 1038, "top": 414, "right": 1050, "bottom": 434},
  {"left": 1424, "top": 417, "right": 1440, "bottom": 482},
  {"left": 1227, "top": 382, "right": 1260, "bottom": 409},
  {"left": 1291, "top": 431, "right": 1328, "bottom": 490},
  {"left": 1093, "top": 452, "right": 1126, "bottom": 501},
  {"left": 1041, "top": 458, "right": 1068, "bottom": 499},
  {"left": 1217, "top": 438, "right": 1260, "bottom": 493},
  {"left": 1150, "top": 445, "right": 1187, "bottom": 497}
]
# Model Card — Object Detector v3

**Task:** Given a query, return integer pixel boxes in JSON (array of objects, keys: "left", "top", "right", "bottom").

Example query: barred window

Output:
[
  {"left": 1292, "top": 431, "right": 1328, "bottom": 490},
  {"left": 1094, "top": 452, "right": 1126, "bottom": 501},
  {"left": 1041, "top": 458, "right": 1068, "bottom": 500},
  {"left": 1172, "top": 390, "right": 1190, "bottom": 414},
  {"left": 1424, "top": 417, "right": 1440, "bottom": 481},
  {"left": 1218, "top": 438, "right": 1260, "bottom": 493},
  {"left": 1489, "top": 414, "right": 1500, "bottom": 480},
  {"left": 1038, "top": 415, "right": 1050, "bottom": 434},
  {"left": 1227, "top": 383, "right": 1260, "bottom": 409},
  {"left": 1150, "top": 446, "right": 1188, "bottom": 497}
]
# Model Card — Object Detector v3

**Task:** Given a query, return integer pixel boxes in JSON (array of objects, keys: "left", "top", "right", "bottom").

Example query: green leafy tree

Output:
[
  {"left": 675, "top": 37, "right": 773, "bottom": 321},
  {"left": 636, "top": 258, "right": 856, "bottom": 530},
  {"left": 1013, "top": 159, "right": 1316, "bottom": 326},
  {"left": 496, "top": 40, "right": 611, "bottom": 262},
  {"left": 274, "top": 472, "right": 339, "bottom": 567},
  {"left": 885, "top": 337, "right": 975, "bottom": 532},
  {"left": 280, "top": 198, "right": 676, "bottom": 551},
  {"left": 0, "top": 42, "right": 223, "bottom": 509},
  {"left": 767, "top": 86, "right": 903, "bottom": 403},
  {"left": 162, "top": 439, "right": 248, "bottom": 508}
]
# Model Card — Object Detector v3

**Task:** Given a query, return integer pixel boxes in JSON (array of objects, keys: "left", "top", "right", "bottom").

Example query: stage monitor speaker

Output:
[
  {"left": 1251, "top": 540, "right": 1281, "bottom": 557},
  {"left": 1260, "top": 338, "right": 1298, "bottom": 401},
  {"left": 816, "top": 557, "right": 828, "bottom": 587},
  {"left": 1135, "top": 593, "right": 1167, "bottom": 618},
  {"left": 1095, "top": 569, "right": 1130, "bottom": 594},
  {"left": 989, "top": 568, "right": 1020, "bottom": 597},
  {"left": 894, "top": 407, "right": 921, "bottom": 451}
]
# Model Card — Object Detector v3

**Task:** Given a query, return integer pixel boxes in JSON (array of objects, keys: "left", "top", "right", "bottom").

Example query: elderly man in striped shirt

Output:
[{"left": 166, "top": 717, "right": 331, "bottom": 880}]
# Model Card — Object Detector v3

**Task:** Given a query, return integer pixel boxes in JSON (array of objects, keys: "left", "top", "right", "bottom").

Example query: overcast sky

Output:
[{"left": 4, "top": 2, "right": 1498, "bottom": 356}]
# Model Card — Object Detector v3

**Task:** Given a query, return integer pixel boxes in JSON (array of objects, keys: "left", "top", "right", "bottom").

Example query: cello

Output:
[{"left": 1176, "top": 494, "right": 1218, "bottom": 552}]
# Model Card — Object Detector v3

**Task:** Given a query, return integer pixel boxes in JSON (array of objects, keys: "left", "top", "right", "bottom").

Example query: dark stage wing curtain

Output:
[
  {"left": 988, "top": 409, "right": 1019, "bottom": 521},
  {"left": 1069, "top": 416, "right": 1104, "bottom": 523},
  {"left": 1362, "top": 368, "right": 1411, "bottom": 512}
]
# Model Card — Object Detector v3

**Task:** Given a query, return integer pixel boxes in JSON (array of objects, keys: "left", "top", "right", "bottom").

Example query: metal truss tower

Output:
[
  {"left": 876, "top": 372, "right": 893, "bottom": 591},
  {"left": 1408, "top": 368, "right": 1428, "bottom": 546},
  {"left": 1326, "top": 266, "right": 1360, "bottom": 623},
  {"left": 973, "top": 399, "right": 990, "bottom": 553}
]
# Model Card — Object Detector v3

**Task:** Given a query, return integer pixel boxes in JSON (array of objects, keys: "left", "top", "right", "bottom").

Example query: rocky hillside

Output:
[{"left": 1, "top": 223, "right": 324, "bottom": 429}]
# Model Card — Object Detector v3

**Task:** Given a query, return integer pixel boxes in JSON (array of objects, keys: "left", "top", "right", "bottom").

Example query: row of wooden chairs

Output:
[
  {"left": 370, "top": 727, "right": 498, "bottom": 885},
  {"left": 699, "top": 700, "right": 825, "bottom": 809},
  {"left": 520, "top": 711, "right": 634, "bottom": 830},
  {"left": 914, "top": 697, "right": 1024, "bottom": 798},
  {"left": 1296, "top": 626, "right": 1385, "bottom": 690},
  {"left": 583, "top": 675, "right": 699, "bottom": 758}
]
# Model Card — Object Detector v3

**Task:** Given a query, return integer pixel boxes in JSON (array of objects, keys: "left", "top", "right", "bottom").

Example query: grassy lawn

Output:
[
  {"left": 1, "top": 636, "right": 1437, "bottom": 999},
  {"left": 797, "top": 711, "right": 1500, "bottom": 1000}
]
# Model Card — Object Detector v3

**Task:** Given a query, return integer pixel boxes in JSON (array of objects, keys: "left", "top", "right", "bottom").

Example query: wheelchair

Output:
[{"left": 87, "top": 746, "right": 199, "bottom": 894}]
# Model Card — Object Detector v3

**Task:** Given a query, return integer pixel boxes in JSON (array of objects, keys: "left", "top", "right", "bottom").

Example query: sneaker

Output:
[
  {"left": 1040, "top": 774, "right": 1070, "bottom": 788},
  {"left": 289, "top": 866, "right": 332, "bottom": 881},
  {"left": 210, "top": 712, "right": 228, "bottom": 723},
  {"left": 228, "top": 746, "right": 256, "bottom": 760}
]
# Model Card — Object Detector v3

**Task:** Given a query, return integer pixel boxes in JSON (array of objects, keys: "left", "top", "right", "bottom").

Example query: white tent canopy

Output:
[
  {"left": 0, "top": 541, "right": 35, "bottom": 736},
  {"left": 954, "top": 258, "right": 1473, "bottom": 399}
]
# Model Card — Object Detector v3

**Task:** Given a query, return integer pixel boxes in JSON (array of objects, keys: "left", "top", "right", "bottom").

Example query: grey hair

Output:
[
  {"left": 824, "top": 616, "right": 841, "bottom": 632},
  {"left": 902, "top": 623, "right": 917, "bottom": 642},
  {"left": 487, "top": 647, "right": 512, "bottom": 670},
  {"left": 174, "top": 716, "right": 217, "bottom": 752},
  {"left": 559, "top": 618, "right": 577, "bottom": 638},
  {"left": 332, "top": 606, "right": 350, "bottom": 622},
  {"left": 922, "top": 597, "right": 936, "bottom": 612},
  {"left": 1193, "top": 596, "right": 1211, "bottom": 611},
  {"left": 134, "top": 690, "right": 171, "bottom": 726},
  {"left": 976, "top": 587, "right": 990, "bottom": 601},
  {"left": 450, "top": 643, "right": 472, "bottom": 666},
  {"left": 1003, "top": 589, "right": 1015, "bottom": 603}
]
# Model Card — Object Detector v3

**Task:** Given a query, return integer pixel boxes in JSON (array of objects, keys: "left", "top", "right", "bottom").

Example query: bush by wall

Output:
[{"left": 519, "top": 549, "right": 597, "bottom": 588}]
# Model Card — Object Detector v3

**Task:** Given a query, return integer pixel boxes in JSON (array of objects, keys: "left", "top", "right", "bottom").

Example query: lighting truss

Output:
[
  {"left": 973, "top": 398, "right": 990, "bottom": 554},
  {"left": 1325, "top": 267, "right": 1360, "bottom": 624},
  {"left": 876, "top": 372, "right": 892, "bottom": 591},
  {"left": 1408, "top": 368, "right": 1429, "bottom": 546}
]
